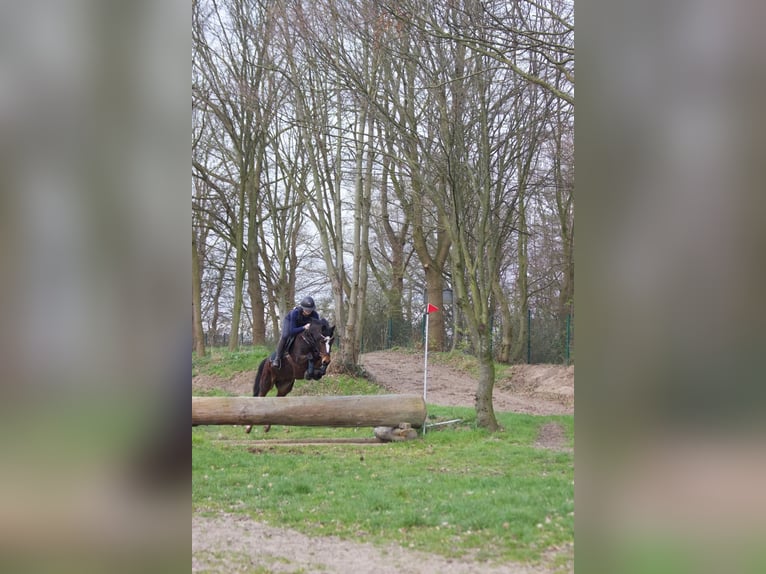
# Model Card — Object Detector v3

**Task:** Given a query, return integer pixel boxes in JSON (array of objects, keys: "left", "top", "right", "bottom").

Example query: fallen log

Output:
[{"left": 192, "top": 394, "right": 426, "bottom": 428}]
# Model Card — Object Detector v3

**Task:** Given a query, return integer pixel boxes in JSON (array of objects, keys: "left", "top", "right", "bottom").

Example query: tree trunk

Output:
[
  {"left": 343, "top": 103, "right": 373, "bottom": 367},
  {"left": 247, "top": 258, "right": 266, "bottom": 346},
  {"left": 554, "top": 110, "right": 574, "bottom": 352},
  {"left": 246, "top": 126, "right": 268, "bottom": 346},
  {"left": 373, "top": 146, "right": 409, "bottom": 347},
  {"left": 493, "top": 278, "right": 513, "bottom": 363},
  {"left": 228, "top": 178, "right": 246, "bottom": 351},
  {"left": 511, "top": 189, "right": 529, "bottom": 363},
  {"left": 424, "top": 266, "right": 445, "bottom": 351},
  {"left": 209, "top": 248, "right": 228, "bottom": 346},
  {"left": 192, "top": 230, "right": 205, "bottom": 356},
  {"left": 475, "top": 344, "right": 500, "bottom": 431},
  {"left": 354, "top": 110, "right": 374, "bottom": 357}
]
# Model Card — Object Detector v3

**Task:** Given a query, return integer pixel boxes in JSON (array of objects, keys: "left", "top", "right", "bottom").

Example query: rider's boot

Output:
[{"left": 271, "top": 338, "right": 285, "bottom": 368}]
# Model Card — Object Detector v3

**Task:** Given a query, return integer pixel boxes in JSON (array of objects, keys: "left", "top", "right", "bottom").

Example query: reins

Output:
[{"left": 300, "top": 329, "right": 327, "bottom": 357}]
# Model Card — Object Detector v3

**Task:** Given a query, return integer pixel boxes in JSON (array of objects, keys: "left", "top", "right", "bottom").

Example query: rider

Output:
[{"left": 271, "top": 296, "right": 320, "bottom": 373}]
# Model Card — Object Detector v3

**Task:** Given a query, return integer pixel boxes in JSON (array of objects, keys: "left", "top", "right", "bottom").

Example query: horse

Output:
[{"left": 245, "top": 318, "right": 335, "bottom": 433}]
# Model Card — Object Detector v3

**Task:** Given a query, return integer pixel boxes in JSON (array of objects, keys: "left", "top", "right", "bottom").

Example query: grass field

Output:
[{"left": 192, "top": 348, "right": 574, "bottom": 569}]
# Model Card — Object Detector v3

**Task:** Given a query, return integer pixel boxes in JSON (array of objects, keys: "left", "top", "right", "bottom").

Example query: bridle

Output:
[{"left": 301, "top": 328, "right": 333, "bottom": 364}]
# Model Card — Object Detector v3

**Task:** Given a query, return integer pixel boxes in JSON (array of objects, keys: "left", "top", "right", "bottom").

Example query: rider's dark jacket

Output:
[{"left": 281, "top": 306, "right": 319, "bottom": 338}]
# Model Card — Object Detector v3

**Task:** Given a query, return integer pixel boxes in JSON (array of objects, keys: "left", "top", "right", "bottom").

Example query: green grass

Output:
[
  {"left": 193, "top": 405, "right": 573, "bottom": 567},
  {"left": 284, "top": 374, "right": 383, "bottom": 397},
  {"left": 192, "top": 348, "right": 574, "bottom": 569},
  {"left": 193, "top": 346, "right": 270, "bottom": 379}
]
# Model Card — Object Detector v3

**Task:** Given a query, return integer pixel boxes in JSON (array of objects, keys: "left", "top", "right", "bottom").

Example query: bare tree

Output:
[
  {"left": 373, "top": 5, "right": 452, "bottom": 351},
  {"left": 278, "top": 3, "right": 351, "bottom": 356},
  {"left": 191, "top": 0, "right": 574, "bottom": 429},
  {"left": 194, "top": 0, "right": 309, "bottom": 347},
  {"left": 277, "top": 0, "right": 391, "bottom": 367},
  {"left": 192, "top": 86, "right": 209, "bottom": 356},
  {"left": 193, "top": 0, "right": 256, "bottom": 349}
]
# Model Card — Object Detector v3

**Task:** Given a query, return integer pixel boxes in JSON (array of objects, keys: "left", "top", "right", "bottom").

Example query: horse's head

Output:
[
  {"left": 305, "top": 318, "right": 335, "bottom": 368},
  {"left": 316, "top": 319, "right": 335, "bottom": 367}
]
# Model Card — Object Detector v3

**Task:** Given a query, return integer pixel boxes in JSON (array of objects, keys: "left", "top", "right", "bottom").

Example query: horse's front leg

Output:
[
  {"left": 276, "top": 379, "right": 295, "bottom": 397},
  {"left": 306, "top": 355, "right": 317, "bottom": 379}
]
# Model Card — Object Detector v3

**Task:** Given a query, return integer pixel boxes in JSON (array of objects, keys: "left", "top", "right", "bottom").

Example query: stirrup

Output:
[{"left": 271, "top": 358, "right": 280, "bottom": 368}]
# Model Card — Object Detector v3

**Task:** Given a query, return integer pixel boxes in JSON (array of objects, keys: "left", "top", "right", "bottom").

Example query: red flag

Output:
[{"left": 426, "top": 303, "right": 439, "bottom": 314}]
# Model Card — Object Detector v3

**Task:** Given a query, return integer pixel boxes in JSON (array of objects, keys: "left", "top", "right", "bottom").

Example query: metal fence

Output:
[
  {"left": 202, "top": 332, "right": 253, "bottom": 348},
  {"left": 364, "top": 309, "right": 573, "bottom": 365},
  {"left": 526, "top": 309, "right": 574, "bottom": 365}
]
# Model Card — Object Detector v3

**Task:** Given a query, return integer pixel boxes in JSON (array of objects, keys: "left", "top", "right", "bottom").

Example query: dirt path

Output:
[
  {"left": 193, "top": 514, "right": 550, "bottom": 574},
  {"left": 359, "top": 351, "right": 573, "bottom": 415},
  {"left": 192, "top": 351, "right": 574, "bottom": 573}
]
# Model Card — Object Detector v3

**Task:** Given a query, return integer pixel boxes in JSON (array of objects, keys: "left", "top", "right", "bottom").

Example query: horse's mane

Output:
[
  {"left": 311, "top": 317, "right": 332, "bottom": 332},
  {"left": 311, "top": 317, "right": 335, "bottom": 337}
]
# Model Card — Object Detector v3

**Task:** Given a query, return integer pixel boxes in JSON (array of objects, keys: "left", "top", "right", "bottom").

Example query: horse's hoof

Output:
[{"left": 244, "top": 425, "right": 253, "bottom": 434}]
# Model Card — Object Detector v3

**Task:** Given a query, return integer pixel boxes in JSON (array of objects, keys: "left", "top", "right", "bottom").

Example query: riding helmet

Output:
[{"left": 300, "top": 296, "right": 316, "bottom": 312}]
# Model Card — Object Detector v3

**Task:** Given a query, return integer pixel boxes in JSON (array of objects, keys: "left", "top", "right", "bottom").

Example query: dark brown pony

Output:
[{"left": 245, "top": 318, "right": 335, "bottom": 433}]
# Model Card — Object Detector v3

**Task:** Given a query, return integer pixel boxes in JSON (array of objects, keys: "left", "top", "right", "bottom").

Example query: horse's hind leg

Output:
[
  {"left": 258, "top": 380, "right": 295, "bottom": 434},
  {"left": 245, "top": 361, "right": 273, "bottom": 434},
  {"left": 261, "top": 373, "right": 287, "bottom": 433}
]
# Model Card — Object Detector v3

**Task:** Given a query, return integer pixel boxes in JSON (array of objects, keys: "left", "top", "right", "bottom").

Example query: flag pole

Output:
[
  {"left": 422, "top": 303, "right": 438, "bottom": 435},
  {"left": 423, "top": 310, "right": 429, "bottom": 435}
]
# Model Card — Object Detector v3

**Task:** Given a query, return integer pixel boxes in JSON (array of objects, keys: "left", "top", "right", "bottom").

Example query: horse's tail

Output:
[
  {"left": 253, "top": 358, "right": 266, "bottom": 396},
  {"left": 245, "top": 359, "right": 268, "bottom": 434}
]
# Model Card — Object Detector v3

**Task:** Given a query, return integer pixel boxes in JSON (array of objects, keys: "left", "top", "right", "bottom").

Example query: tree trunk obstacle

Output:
[{"left": 192, "top": 394, "right": 426, "bottom": 429}]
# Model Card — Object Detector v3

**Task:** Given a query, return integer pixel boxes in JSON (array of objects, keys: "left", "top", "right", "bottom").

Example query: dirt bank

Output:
[{"left": 359, "top": 351, "right": 573, "bottom": 415}]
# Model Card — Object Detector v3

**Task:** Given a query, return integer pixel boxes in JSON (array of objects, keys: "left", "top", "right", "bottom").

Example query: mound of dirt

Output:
[
  {"left": 497, "top": 364, "right": 574, "bottom": 409},
  {"left": 193, "top": 370, "right": 254, "bottom": 396},
  {"left": 359, "top": 351, "right": 573, "bottom": 416}
]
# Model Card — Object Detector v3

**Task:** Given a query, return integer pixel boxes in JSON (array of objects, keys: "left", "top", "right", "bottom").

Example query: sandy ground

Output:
[
  {"left": 359, "top": 351, "right": 573, "bottom": 416},
  {"left": 193, "top": 513, "right": 552, "bottom": 574},
  {"left": 193, "top": 351, "right": 574, "bottom": 573}
]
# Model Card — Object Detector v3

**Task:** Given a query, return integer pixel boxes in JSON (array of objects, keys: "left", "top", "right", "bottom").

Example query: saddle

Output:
[
  {"left": 270, "top": 331, "right": 326, "bottom": 380},
  {"left": 272, "top": 335, "right": 320, "bottom": 362}
]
